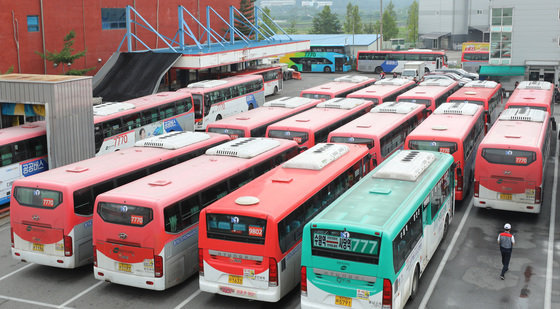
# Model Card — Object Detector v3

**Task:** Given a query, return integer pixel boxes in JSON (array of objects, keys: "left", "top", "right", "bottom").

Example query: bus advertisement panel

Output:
[
  {"left": 474, "top": 108, "right": 551, "bottom": 213},
  {"left": 347, "top": 78, "right": 417, "bottom": 105},
  {"left": 92, "top": 138, "right": 299, "bottom": 290},
  {"left": 206, "top": 97, "right": 321, "bottom": 139},
  {"left": 179, "top": 75, "right": 265, "bottom": 130},
  {"left": 280, "top": 51, "right": 351, "bottom": 73},
  {"left": 198, "top": 143, "right": 371, "bottom": 302},
  {"left": 405, "top": 102, "right": 485, "bottom": 200},
  {"left": 447, "top": 80, "right": 502, "bottom": 131},
  {"left": 357, "top": 49, "right": 448, "bottom": 74},
  {"left": 267, "top": 98, "right": 374, "bottom": 151},
  {"left": 328, "top": 101, "right": 425, "bottom": 169},
  {"left": 300, "top": 75, "right": 376, "bottom": 101},
  {"left": 397, "top": 79, "right": 460, "bottom": 114},
  {"left": 505, "top": 81, "right": 555, "bottom": 115},
  {"left": 301, "top": 150, "right": 455, "bottom": 309},
  {"left": 10, "top": 132, "right": 231, "bottom": 268}
]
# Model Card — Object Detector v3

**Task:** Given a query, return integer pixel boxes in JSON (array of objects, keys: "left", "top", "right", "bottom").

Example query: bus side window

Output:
[
  {"left": 200, "top": 181, "right": 228, "bottom": 207},
  {"left": 0, "top": 145, "right": 13, "bottom": 167},
  {"left": 74, "top": 187, "right": 93, "bottom": 216},
  {"left": 13, "top": 140, "right": 29, "bottom": 163}
]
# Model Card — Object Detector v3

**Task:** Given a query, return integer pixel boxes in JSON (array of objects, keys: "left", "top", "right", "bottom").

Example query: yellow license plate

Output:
[
  {"left": 228, "top": 275, "right": 243, "bottom": 285},
  {"left": 118, "top": 262, "right": 132, "bottom": 272},
  {"left": 335, "top": 295, "right": 352, "bottom": 307},
  {"left": 32, "top": 243, "right": 44, "bottom": 252},
  {"left": 499, "top": 194, "right": 512, "bottom": 200}
]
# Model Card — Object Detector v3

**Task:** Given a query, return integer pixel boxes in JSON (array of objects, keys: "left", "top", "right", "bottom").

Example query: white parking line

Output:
[
  {"left": 0, "top": 263, "right": 34, "bottom": 282},
  {"left": 544, "top": 138, "right": 558, "bottom": 309},
  {"left": 0, "top": 294, "right": 61, "bottom": 308},
  {"left": 57, "top": 281, "right": 104, "bottom": 308},
  {"left": 174, "top": 289, "right": 201, "bottom": 309},
  {"left": 418, "top": 198, "right": 474, "bottom": 309}
]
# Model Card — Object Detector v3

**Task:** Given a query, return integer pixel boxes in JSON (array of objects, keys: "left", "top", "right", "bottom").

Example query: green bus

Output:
[{"left": 300, "top": 150, "right": 455, "bottom": 309}]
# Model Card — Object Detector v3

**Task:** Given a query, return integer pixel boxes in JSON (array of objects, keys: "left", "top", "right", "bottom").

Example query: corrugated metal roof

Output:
[{"left": 271, "top": 34, "right": 380, "bottom": 46}]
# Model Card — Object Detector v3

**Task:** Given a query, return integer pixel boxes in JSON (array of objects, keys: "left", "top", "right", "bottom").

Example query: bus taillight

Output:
[
  {"left": 535, "top": 186, "right": 542, "bottom": 204},
  {"left": 198, "top": 249, "right": 204, "bottom": 276},
  {"left": 382, "top": 278, "right": 392, "bottom": 309},
  {"left": 474, "top": 181, "right": 479, "bottom": 197},
  {"left": 154, "top": 255, "right": 163, "bottom": 278},
  {"left": 268, "top": 257, "right": 278, "bottom": 287},
  {"left": 300, "top": 266, "right": 307, "bottom": 295},
  {"left": 64, "top": 236, "right": 73, "bottom": 256},
  {"left": 93, "top": 246, "right": 97, "bottom": 267},
  {"left": 10, "top": 227, "right": 14, "bottom": 248}
]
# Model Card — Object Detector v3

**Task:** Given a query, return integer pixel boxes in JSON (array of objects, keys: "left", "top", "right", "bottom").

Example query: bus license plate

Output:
[
  {"left": 228, "top": 275, "right": 243, "bottom": 285},
  {"left": 118, "top": 262, "right": 132, "bottom": 272},
  {"left": 499, "top": 194, "right": 512, "bottom": 200},
  {"left": 335, "top": 296, "right": 352, "bottom": 307},
  {"left": 32, "top": 243, "right": 44, "bottom": 252}
]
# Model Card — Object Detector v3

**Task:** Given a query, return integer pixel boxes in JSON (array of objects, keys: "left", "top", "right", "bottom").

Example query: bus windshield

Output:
[
  {"left": 481, "top": 148, "right": 536, "bottom": 166},
  {"left": 97, "top": 202, "right": 154, "bottom": 227},
  {"left": 311, "top": 228, "right": 381, "bottom": 264},
  {"left": 267, "top": 130, "right": 309, "bottom": 144},
  {"left": 408, "top": 140, "right": 458, "bottom": 154},
  {"left": 13, "top": 187, "right": 62, "bottom": 209},
  {"left": 329, "top": 136, "right": 374, "bottom": 149},
  {"left": 206, "top": 213, "right": 267, "bottom": 244}
]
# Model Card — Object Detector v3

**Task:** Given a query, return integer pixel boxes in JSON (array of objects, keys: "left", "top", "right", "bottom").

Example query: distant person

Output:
[
  {"left": 498, "top": 223, "right": 515, "bottom": 280},
  {"left": 380, "top": 71, "right": 385, "bottom": 79},
  {"left": 392, "top": 72, "right": 398, "bottom": 78},
  {"left": 412, "top": 76, "right": 418, "bottom": 84}
]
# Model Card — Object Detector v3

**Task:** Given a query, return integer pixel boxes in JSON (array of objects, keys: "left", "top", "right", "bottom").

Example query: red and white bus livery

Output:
[
  {"left": 300, "top": 75, "right": 376, "bottom": 100},
  {"left": 505, "top": 81, "right": 555, "bottom": 115},
  {"left": 328, "top": 101, "right": 425, "bottom": 169},
  {"left": 474, "top": 108, "right": 551, "bottom": 213},
  {"left": 93, "top": 138, "right": 299, "bottom": 290},
  {"left": 397, "top": 79, "right": 460, "bottom": 114},
  {"left": 10, "top": 132, "right": 230, "bottom": 268},
  {"left": 447, "top": 80, "right": 502, "bottom": 131},
  {"left": 198, "top": 143, "right": 371, "bottom": 301},
  {"left": 347, "top": 78, "right": 417, "bottom": 105}
]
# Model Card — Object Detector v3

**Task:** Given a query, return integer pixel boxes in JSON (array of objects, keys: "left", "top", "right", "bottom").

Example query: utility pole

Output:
[{"left": 380, "top": 0, "right": 383, "bottom": 50}]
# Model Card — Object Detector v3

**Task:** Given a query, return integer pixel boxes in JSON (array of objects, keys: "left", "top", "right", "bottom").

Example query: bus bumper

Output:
[
  {"left": 474, "top": 197, "right": 540, "bottom": 213},
  {"left": 94, "top": 266, "right": 165, "bottom": 291},
  {"left": 199, "top": 276, "right": 281, "bottom": 302},
  {"left": 301, "top": 280, "right": 381, "bottom": 309},
  {"left": 11, "top": 248, "right": 76, "bottom": 268}
]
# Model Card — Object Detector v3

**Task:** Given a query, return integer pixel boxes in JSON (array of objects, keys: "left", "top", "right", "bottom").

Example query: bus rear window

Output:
[
  {"left": 408, "top": 140, "right": 458, "bottom": 155},
  {"left": 14, "top": 187, "right": 62, "bottom": 209},
  {"left": 311, "top": 229, "right": 381, "bottom": 264},
  {"left": 206, "top": 214, "right": 266, "bottom": 244},
  {"left": 97, "top": 202, "right": 153, "bottom": 227},
  {"left": 330, "top": 136, "right": 374, "bottom": 149},
  {"left": 301, "top": 93, "right": 332, "bottom": 100},
  {"left": 398, "top": 98, "right": 432, "bottom": 107},
  {"left": 481, "top": 148, "right": 536, "bottom": 166},
  {"left": 463, "top": 53, "right": 489, "bottom": 61},
  {"left": 449, "top": 99, "right": 484, "bottom": 106},
  {"left": 268, "top": 130, "right": 309, "bottom": 144},
  {"left": 207, "top": 127, "right": 245, "bottom": 138}
]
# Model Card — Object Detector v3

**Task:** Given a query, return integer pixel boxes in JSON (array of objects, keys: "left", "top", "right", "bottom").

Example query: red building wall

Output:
[{"left": 0, "top": 0, "right": 241, "bottom": 75}]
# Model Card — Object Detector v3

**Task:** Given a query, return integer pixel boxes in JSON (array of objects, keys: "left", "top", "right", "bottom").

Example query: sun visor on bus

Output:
[
  {"left": 434, "top": 102, "right": 480, "bottom": 116},
  {"left": 370, "top": 101, "right": 419, "bottom": 114},
  {"left": 134, "top": 131, "right": 211, "bottom": 149},
  {"left": 333, "top": 75, "right": 371, "bottom": 83},
  {"left": 499, "top": 108, "right": 546, "bottom": 122},
  {"left": 282, "top": 143, "right": 349, "bottom": 170},
  {"left": 93, "top": 102, "right": 136, "bottom": 116},
  {"left": 375, "top": 78, "right": 410, "bottom": 86},
  {"left": 517, "top": 81, "right": 552, "bottom": 90},
  {"left": 316, "top": 98, "right": 368, "bottom": 110},
  {"left": 205, "top": 137, "right": 280, "bottom": 158},
  {"left": 263, "top": 97, "right": 317, "bottom": 108},
  {"left": 372, "top": 150, "right": 435, "bottom": 182},
  {"left": 464, "top": 80, "right": 498, "bottom": 88}
]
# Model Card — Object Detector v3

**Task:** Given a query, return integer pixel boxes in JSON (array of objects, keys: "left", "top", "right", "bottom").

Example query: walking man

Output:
[{"left": 498, "top": 223, "right": 515, "bottom": 279}]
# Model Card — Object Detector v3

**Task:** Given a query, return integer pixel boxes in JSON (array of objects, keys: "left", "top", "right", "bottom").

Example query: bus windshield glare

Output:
[
  {"left": 97, "top": 202, "right": 154, "bottom": 227},
  {"left": 206, "top": 213, "right": 267, "bottom": 244}
]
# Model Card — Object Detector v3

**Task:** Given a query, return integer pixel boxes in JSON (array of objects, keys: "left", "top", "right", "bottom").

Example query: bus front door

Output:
[
  {"left": 335, "top": 57, "right": 344, "bottom": 72},
  {"left": 302, "top": 60, "right": 312, "bottom": 72}
]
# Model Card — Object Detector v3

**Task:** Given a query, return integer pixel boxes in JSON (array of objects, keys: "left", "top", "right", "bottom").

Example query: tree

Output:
[
  {"left": 344, "top": 3, "right": 363, "bottom": 34},
  {"left": 381, "top": 1, "right": 398, "bottom": 41},
  {"left": 364, "top": 22, "right": 375, "bottom": 34},
  {"left": 311, "top": 6, "right": 342, "bottom": 34},
  {"left": 36, "top": 30, "right": 93, "bottom": 75},
  {"left": 259, "top": 7, "right": 278, "bottom": 37},
  {"left": 407, "top": 0, "right": 419, "bottom": 43},
  {"left": 287, "top": 18, "right": 297, "bottom": 34},
  {"left": 235, "top": 0, "right": 256, "bottom": 37}
]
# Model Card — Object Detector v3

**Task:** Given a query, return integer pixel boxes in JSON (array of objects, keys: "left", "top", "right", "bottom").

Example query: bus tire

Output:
[
  {"left": 410, "top": 266, "right": 419, "bottom": 301},
  {"left": 324, "top": 66, "right": 332, "bottom": 73},
  {"left": 425, "top": 67, "right": 430, "bottom": 74},
  {"left": 374, "top": 66, "right": 383, "bottom": 74},
  {"left": 273, "top": 86, "right": 278, "bottom": 95},
  {"left": 291, "top": 65, "right": 298, "bottom": 72}
]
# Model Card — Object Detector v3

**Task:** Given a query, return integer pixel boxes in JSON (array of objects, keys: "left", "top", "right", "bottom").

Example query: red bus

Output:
[
  {"left": 266, "top": 98, "right": 374, "bottom": 151},
  {"left": 397, "top": 79, "right": 460, "bottom": 114},
  {"left": 405, "top": 102, "right": 485, "bottom": 200},
  {"left": 474, "top": 108, "right": 551, "bottom": 213},
  {"left": 347, "top": 78, "right": 417, "bottom": 105},
  {"left": 92, "top": 138, "right": 299, "bottom": 290},
  {"left": 328, "top": 101, "right": 425, "bottom": 169},
  {"left": 356, "top": 49, "right": 448, "bottom": 74},
  {"left": 447, "top": 80, "right": 502, "bottom": 131},
  {"left": 299, "top": 75, "right": 376, "bottom": 100},
  {"left": 206, "top": 97, "right": 321, "bottom": 139},
  {"left": 198, "top": 143, "right": 371, "bottom": 302},
  {"left": 10, "top": 132, "right": 230, "bottom": 268},
  {"left": 461, "top": 50, "right": 489, "bottom": 74},
  {"left": 505, "top": 81, "right": 555, "bottom": 115}
]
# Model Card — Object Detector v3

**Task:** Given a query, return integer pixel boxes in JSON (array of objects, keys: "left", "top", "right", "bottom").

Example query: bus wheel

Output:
[
  {"left": 324, "top": 66, "right": 332, "bottom": 73},
  {"left": 425, "top": 67, "right": 430, "bottom": 74},
  {"left": 273, "top": 86, "right": 278, "bottom": 95},
  {"left": 374, "top": 66, "right": 383, "bottom": 74},
  {"left": 291, "top": 65, "right": 298, "bottom": 72},
  {"left": 410, "top": 267, "right": 419, "bottom": 300}
]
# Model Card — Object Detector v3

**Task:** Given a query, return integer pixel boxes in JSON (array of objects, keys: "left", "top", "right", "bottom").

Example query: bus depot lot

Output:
[{"left": 0, "top": 73, "right": 559, "bottom": 308}]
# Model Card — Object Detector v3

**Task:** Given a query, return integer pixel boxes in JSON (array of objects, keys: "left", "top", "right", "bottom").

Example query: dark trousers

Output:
[{"left": 500, "top": 247, "right": 512, "bottom": 276}]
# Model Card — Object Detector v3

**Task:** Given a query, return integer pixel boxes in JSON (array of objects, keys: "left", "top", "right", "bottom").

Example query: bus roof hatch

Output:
[
  {"left": 317, "top": 98, "right": 367, "bottom": 110},
  {"left": 134, "top": 131, "right": 211, "bottom": 149},
  {"left": 434, "top": 102, "right": 480, "bottom": 116},
  {"left": 499, "top": 108, "right": 546, "bottom": 122},
  {"left": 371, "top": 101, "right": 419, "bottom": 114}
]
